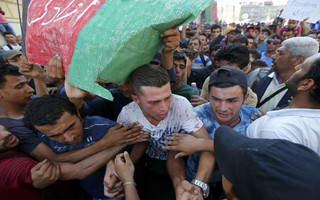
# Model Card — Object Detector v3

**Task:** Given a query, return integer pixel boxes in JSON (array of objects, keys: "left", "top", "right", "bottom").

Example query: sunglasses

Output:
[{"left": 267, "top": 40, "right": 281, "bottom": 45}]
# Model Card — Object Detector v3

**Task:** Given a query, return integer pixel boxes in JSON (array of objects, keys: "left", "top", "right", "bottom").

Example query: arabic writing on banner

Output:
[
  {"left": 280, "top": 0, "right": 320, "bottom": 23},
  {"left": 26, "top": 0, "right": 215, "bottom": 100}
]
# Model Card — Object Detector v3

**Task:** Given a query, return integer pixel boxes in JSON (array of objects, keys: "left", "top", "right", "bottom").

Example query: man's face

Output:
[
  {"left": 4, "top": 34, "right": 16, "bottom": 43},
  {"left": 132, "top": 83, "right": 172, "bottom": 126},
  {"left": 173, "top": 59, "right": 186, "bottom": 83},
  {"left": 247, "top": 38, "right": 254, "bottom": 49},
  {"left": 0, "top": 125, "right": 19, "bottom": 153},
  {"left": 272, "top": 45, "right": 292, "bottom": 73},
  {"left": 34, "top": 112, "right": 83, "bottom": 145},
  {"left": 209, "top": 85, "right": 245, "bottom": 126},
  {"left": 227, "top": 31, "right": 239, "bottom": 43},
  {"left": 188, "top": 39, "right": 201, "bottom": 52},
  {"left": 266, "top": 38, "right": 281, "bottom": 53},
  {"left": 287, "top": 20, "right": 298, "bottom": 29},
  {"left": 258, "top": 31, "right": 269, "bottom": 41},
  {"left": 282, "top": 31, "right": 294, "bottom": 40},
  {"left": 0, "top": 75, "right": 34, "bottom": 107},
  {"left": 246, "top": 28, "right": 257, "bottom": 38},
  {"left": 211, "top": 28, "right": 221, "bottom": 40},
  {"left": 199, "top": 35, "right": 207, "bottom": 46},
  {"left": 286, "top": 54, "right": 320, "bottom": 94},
  {"left": 7, "top": 54, "right": 25, "bottom": 66},
  {"left": 205, "top": 28, "right": 211, "bottom": 37}
]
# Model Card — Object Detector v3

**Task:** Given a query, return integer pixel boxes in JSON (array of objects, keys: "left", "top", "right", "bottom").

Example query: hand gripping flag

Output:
[{"left": 26, "top": 0, "right": 215, "bottom": 100}]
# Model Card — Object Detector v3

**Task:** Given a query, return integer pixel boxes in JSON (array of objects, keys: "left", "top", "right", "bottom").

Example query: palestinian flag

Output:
[{"left": 26, "top": 0, "right": 215, "bottom": 100}]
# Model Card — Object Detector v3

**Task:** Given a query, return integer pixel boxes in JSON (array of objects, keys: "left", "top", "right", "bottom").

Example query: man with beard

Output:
[
  {"left": 247, "top": 53, "right": 320, "bottom": 156},
  {"left": 0, "top": 125, "right": 72, "bottom": 200},
  {"left": 253, "top": 37, "right": 319, "bottom": 113}
]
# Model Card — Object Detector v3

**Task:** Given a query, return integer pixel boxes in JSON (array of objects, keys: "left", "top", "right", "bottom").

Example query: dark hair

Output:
[
  {"left": 0, "top": 64, "right": 21, "bottom": 88},
  {"left": 308, "top": 30, "right": 320, "bottom": 35},
  {"left": 233, "top": 35, "right": 248, "bottom": 46},
  {"left": 251, "top": 59, "right": 268, "bottom": 68},
  {"left": 214, "top": 44, "right": 250, "bottom": 69},
  {"left": 209, "top": 43, "right": 222, "bottom": 55},
  {"left": 247, "top": 35, "right": 254, "bottom": 40},
  {"left": 182, "top": 49, "right": 196, "bottom": 61},
  {"left": 249, "top": 49, "right": 261, "bottom": 60},
  {"left": 283, "top": 28, "right": 294, "bottom": 33},
  {"left": 24, "top": 94, "right": 78, "bottom": 126},
  {"left": 199, "top": 33, "right": 207, "bottom": 39},
  {"left": 269, "top": 33, "right": 282, "bottom": 41},
  {"left": 188, "top": 37, "right": 202, "bottom": 46},
  {"left": 173, "top": 51, "right": 187, "bottom": 65},
  {"left": 268, "top": 25, "right": 277, "bottom": 33},
  {"left": 3, "top": 32, "right": 14, "bottom": 37},
  {"left": 260, "top": 28, "right": 271, "bottom": 35},
  {"left": 129, "top": 65, "right": 170, "bottom": 96},
  {"left": 301, "top": 58, "right": 320, "bottom": 103},
  {"left": 211, "top": 24, "right": 221, "bottom": 31}
]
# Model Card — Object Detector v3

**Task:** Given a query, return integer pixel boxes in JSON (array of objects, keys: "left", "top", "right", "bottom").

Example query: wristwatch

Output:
[{"left": 191, "top": 179, "right": 210, "bottom": 198}]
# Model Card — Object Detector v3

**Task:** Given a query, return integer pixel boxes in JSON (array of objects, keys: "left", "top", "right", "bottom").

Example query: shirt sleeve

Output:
[{"left": 0, "top": 156, "right": 37, "bottom": 189}]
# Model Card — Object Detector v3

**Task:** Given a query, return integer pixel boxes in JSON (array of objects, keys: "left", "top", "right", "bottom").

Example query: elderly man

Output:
[
  {"left": 247, "top": 53, "right": 320, "bottom": 156},
  {"left": 253, "top": 37, "right": 319, "bottom": 113}
]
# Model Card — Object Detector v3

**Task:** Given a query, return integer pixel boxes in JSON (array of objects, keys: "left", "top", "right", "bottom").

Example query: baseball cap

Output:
[
  {"left": 208, "top": 66, "right": 248, "bottom": 89},
  {"left": 245, "top": 25, "right": 258, "bottom": 33},
  {"left": 214, "top": 126, "right": 320, "bottom": 200},
  {"left": 3, "top": 50, "right": 22, "bottom": 61}
]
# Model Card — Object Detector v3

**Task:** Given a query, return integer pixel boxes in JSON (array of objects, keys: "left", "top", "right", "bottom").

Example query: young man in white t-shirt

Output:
[{"left": 116, "top": 65, "right": 214, "bottom": 200}]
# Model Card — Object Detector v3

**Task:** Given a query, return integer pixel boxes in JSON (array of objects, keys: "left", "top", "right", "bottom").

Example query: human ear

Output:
[{"left": 131, "top": 94, "right": 140, "bottom": 104}]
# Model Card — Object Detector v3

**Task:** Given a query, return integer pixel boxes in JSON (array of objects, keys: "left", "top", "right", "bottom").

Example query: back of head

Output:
[
  {"left": 215, "top": 126, "right": 320, "bottom": 200},
  {"left": 0, "top": 64, "right": 21, "bottom": 89},
  {"left": 129, "top": 65, "right": 170, "bottom": 96},
  {"left": 232, "top": 35, "right": 248, "bottom": 46},
  {"left": 24, "top": 94, "right": 78, "bottom": 127},
  {"left": 251, "top": 59, "right": 268, "bottom": 68},
  {"left": 214, "top": 44, "right": 250, "bottom": 69},
  {"left": 282, "top": 37, "right": 319, "bottom": 58},
  {"left": 182, "top": 49, "right": 196, "bottom": 61},
  {"left": 249, "top": 49, "right": 261, "bottom": 61}
]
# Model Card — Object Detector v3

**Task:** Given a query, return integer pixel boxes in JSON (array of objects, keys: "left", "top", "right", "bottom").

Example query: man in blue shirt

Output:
[
  {"left": 24, "top": 94, "right": 148, "bottom": 199},
  {"left": 165, "top": 66, "right": 260, "bottom": 199}
]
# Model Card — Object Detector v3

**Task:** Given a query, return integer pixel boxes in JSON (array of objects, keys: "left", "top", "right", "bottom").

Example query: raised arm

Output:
[{"left": 161, "top": 28, "right": 180, "bottom": 70}]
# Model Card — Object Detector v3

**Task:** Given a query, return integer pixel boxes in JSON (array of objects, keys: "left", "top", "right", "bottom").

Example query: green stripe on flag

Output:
[{"left": 68, "top": 0, "right": 215, "bottom": 100}]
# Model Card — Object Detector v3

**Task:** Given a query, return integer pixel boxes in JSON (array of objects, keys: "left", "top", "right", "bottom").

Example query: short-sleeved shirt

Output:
[
  {"left": 38, "top": 116, "right": 116, "bottom": 153},
  {"left": 38, "top": 116, "right": 116, "bottom": 199},
  {"left": 246, "top": 108, "right": 320, "bottom": 156},
  {"left": 117, "top": 94, "right": 203, "bottom": 160},
  {"left": 192, "top": 54, "right": 212, "bottom": 69},
  {"left": 186, "top": 103, "right": 259, "bottom": 186},
  {"left": 260, "top": 52, "right": 273, "bottom": 68},
  {"left": 0, "top": 118, "right": 42, "bottom": 154}
]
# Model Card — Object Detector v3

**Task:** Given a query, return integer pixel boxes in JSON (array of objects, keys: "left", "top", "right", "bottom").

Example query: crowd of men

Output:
[{"left": 0, "top": 10, "right": 320, "bottom": 200}]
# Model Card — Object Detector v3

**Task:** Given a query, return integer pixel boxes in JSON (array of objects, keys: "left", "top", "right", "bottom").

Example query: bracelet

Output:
[{"left": 123, "top": 182, "right": 137, "bottom": 186}]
